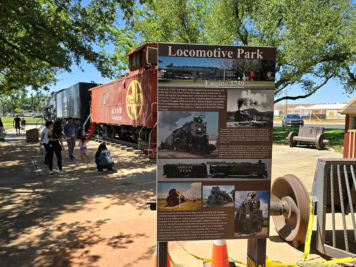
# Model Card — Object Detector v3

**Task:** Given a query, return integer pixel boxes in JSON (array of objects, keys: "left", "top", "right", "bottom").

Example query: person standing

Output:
[
  {"left": 13, "top": 115, "right": 21, "bottom": 135},
  {"left": 40, "top": 121, "right": 53, "bottom": 165},
  {"left": 64, "top": 118, "right": 77, "bottom": 160},
  {"left": 21, "top": 118, "right": 26, "bottom": 130},
  {"left": 0, "top": 118, "right": 4, "bottom": 138},
  {"left": 48, "top": 120, "right": 65, "bottom": 174}
]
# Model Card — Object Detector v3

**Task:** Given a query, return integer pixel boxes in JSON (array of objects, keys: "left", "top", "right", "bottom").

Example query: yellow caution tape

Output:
[
  {"left": 302, "top": 196, "right": 314, "bottom": 263},
  {"left": 173, "top": 196, "right": 356, "bottom": 266}
]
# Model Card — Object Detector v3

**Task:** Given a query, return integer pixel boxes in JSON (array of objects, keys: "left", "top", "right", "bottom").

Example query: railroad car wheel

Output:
[
  {"left": 271, "top": 174, "right": 310, "bottom": 248},
  {"left": 316, "top": 133, "right": 326, "bottom": 150},
  {"left": 287, "top": 132, "right": 297, "bottom": 147}
]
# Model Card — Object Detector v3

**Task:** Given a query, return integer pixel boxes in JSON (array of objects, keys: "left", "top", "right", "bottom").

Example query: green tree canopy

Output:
[
  {"left": 0, "top": 0, "right": 142, "bottom": 94},
  {"left": 127, "top": 0, "right": 356, "bottom": 102}
]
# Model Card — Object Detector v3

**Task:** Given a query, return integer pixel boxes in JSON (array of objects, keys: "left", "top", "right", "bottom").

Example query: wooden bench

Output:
[{"left": 287, "top": 126, "right": 329, "bottom": 150}]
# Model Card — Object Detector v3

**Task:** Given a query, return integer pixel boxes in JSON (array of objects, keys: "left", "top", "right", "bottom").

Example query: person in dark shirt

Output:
[
  {"left": 48, "top": 120, "right": 65, "bottom": 174},
  {"left": 0, "top": 118, "right": 4, "bottom": 138},
  {"left": 95, "top": 144, "right": 114, "bottom": 172},
  {"left": 13, "top": 115, "right": 21, "bottom": 135},
  {"left": 21, "top": 118, "right": 26, "bottom": 130}
]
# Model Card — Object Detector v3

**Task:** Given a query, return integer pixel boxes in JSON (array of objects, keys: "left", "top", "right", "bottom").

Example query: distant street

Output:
[{"left": 274, "top": 122, "right": 345, "bottom": 129}]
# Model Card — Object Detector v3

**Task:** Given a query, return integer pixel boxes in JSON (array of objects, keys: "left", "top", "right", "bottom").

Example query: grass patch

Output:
[
  {"left": 157, "top": 199, "right": 202, "bottom": 211},
  {"left": 273, "top": 126, "right": 344, "bottom": 153}
]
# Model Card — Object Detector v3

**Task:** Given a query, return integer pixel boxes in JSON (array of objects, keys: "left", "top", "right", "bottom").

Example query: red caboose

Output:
[
  {"left": 88, "top": 43, "right": 158, "bottom": 151},
  {"left": 340, "top": 97, "right": 356, "bottom": 158}
]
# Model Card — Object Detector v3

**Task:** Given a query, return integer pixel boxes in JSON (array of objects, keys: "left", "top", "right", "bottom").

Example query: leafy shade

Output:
[
  {"left": 0, "top": 0, "right": 142, "bottom": 94},
  {"left": 129, "top": 0, "right": 356, "bottom": 102}
]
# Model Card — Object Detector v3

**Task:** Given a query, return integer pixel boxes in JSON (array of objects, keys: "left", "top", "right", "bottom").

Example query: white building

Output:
[{"left": 302, "top": 103, "right": 346, "bottom": 119}]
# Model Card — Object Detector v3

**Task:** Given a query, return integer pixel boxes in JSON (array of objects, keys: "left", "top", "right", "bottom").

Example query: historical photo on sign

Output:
[
  {"left": 157, "top": 182, "right": 202, "bottom": 211},
  {"left": 234, "top": 191, "right": 269, "bottom": 237},
  {"left": 226, "top": 89, "right": 274, "bottom": 128},
  {"left": 202, "top": 185, "right": 234, "bottom": 208},
  {"left": 158, "top": 112, "right": 218, "bottom": 158},
  {"left": 158, "top": 159, "right": 270, "bottom": 180},
  {"left": 158, "top": 56, "right": 275, "bottom": 88}
]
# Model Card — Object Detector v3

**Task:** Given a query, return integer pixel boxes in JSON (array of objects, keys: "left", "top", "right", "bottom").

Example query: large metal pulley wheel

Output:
[{"left": 271, "top": 174, "right": 310, "bottom": 248}]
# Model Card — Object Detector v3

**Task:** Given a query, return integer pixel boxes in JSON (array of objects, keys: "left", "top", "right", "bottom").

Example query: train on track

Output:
[
  {"left": 163, "top": 160, "right": 268, "bottom": 178},
  {"left": 44, "top": 43, "right": 158, "bottom": 156}
]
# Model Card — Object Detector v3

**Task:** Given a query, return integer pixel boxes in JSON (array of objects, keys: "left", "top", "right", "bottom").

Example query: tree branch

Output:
[
  {"left": 232, "top": 0, "right": 248, "bottom": 45},
  {"left": 346, "top": 65, "right": 355, "bottom": 82},
  {"left": 0, "top": 35, "right": 60, "bottom": 67},
  {"left": 274, "top": 76, "right": 332, "bottom": 103}
]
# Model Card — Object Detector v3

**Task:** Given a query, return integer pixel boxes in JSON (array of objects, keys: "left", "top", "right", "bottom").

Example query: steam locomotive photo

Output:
[
  {"left": 162, "top": 160, "right": 268, "bottom": 178},
  {"left": 226, "top": 89, "right": 274, "bottom": 128},
  {"left": 235, "top": 192, "right": 264, "bottom": 235},
  {"left": 166, "top": 188, "right": 186, "bottom": 207},
  {"left": 209, "top": 160, "right": 268, "bottom": 178},
  {"left": 159, "top": 116, "right": 216, "bottom": 154}
]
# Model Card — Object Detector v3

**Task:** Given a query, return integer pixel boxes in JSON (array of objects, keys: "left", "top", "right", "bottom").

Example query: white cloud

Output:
[
  {"left": 184, "top": 182, "right": 201, "bottom": 199},
  {"left": 260, "top": 199, "right": 269, "bottom": 218}
]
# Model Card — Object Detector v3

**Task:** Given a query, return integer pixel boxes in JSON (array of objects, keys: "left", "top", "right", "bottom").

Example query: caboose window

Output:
[
  {"left": 103, "top": 93, "right": 106, "bottom": 105},
  {"left": 350, "top": 116, "right": 356, "bottom": 130},
  {"left": 131, "top": 52, "right": 141, "bottom": 68}
]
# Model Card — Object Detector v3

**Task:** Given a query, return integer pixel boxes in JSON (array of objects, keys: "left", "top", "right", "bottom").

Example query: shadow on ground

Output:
[{"left": 0, "top": 132, "right": 156, "bottom": 267}]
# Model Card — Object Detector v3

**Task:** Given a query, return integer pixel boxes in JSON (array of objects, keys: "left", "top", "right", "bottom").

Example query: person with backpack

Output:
[{"left": 95, "top": 143, "right": 114, "bottom": 172}]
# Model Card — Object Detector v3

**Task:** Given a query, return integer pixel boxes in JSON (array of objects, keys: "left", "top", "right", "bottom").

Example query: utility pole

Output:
[
  {"left": 309, "top": 95, "right": 312, "bottom": 121},
  {"left": 285, "top": 87, "right": 288, "bottom": 114}
]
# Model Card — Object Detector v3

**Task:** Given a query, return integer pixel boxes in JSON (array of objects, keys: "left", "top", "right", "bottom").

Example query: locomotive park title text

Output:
[{"left": 168, "top": 46, "right": 264, "bottom": 59}]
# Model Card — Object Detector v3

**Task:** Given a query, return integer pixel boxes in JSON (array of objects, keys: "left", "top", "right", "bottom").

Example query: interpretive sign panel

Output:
[{"left": 157, "top": 43, "right": 276, "bottom": 242}]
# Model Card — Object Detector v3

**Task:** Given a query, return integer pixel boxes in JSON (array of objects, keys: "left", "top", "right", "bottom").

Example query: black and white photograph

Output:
[
  {"left": 158, "top": 56, "right": 275, "bottom": 88},
  {"left": 158, "top": 112, "right": 218, "bottom": 158},
  {"left": 234, "top": 191, "right": 269, "bottom": 237},
  {"left": 202, "top": 185, "right": 234, "bottom": 208},
  {"left": 226, "top": 89, "right": 274, "bottom": 128},
  {"left": 158, "top": 159, "right": 270, "bottom": 180}
]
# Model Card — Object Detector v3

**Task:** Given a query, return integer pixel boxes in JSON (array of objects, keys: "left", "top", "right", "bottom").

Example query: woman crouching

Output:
[{"left": 95, "top": 144, "right": 114, "bottom": 172}]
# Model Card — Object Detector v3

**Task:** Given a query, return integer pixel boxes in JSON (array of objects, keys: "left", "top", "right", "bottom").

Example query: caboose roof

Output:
[
  {"left": 127, "top": 43, "right": 157, "bottom": 56},
  {"left": 340, "top": 97, "right": 356, "bottom": 114}
]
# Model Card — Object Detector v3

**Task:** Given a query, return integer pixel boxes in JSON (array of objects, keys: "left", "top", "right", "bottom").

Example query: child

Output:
[
  {"left": 95, "top": 143, "right": 114, "bottom": 172},
  {"left": 80, "top": 136, "right": 89, "bottom": 162}
]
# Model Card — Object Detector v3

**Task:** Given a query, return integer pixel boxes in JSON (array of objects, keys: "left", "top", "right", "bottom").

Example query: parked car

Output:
[{"left": 282, "top": 114, "right": 304, "bottom": 127}]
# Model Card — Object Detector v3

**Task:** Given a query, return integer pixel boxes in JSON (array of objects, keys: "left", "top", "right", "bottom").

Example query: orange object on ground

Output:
[{"left": 211, "top": 240, "right": 229, "bottom": 267}]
